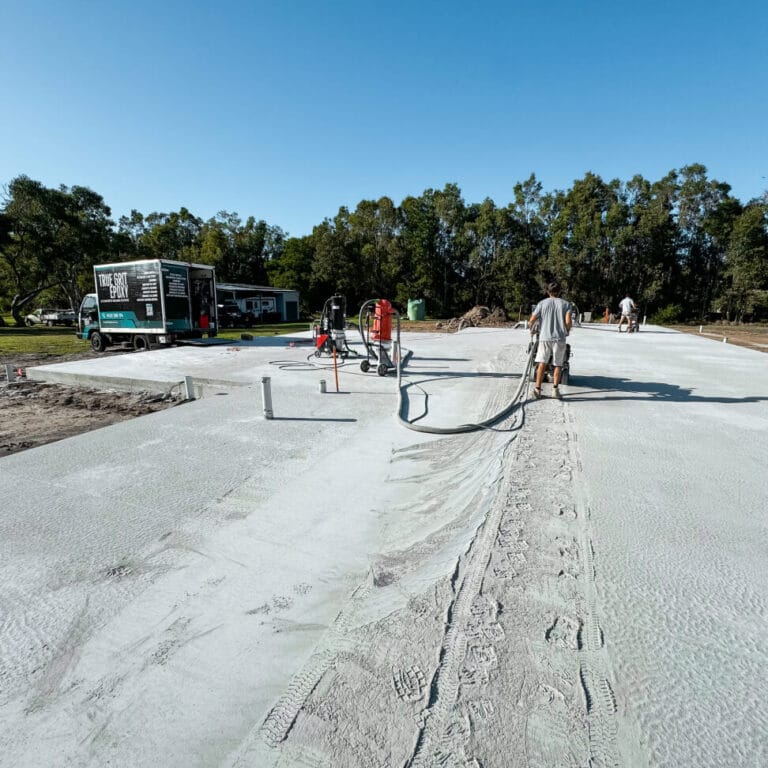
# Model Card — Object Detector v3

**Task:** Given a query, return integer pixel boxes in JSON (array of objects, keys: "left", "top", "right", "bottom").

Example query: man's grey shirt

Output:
[{"left": 532, "top": 297, "right": 571, "bottom": 341}]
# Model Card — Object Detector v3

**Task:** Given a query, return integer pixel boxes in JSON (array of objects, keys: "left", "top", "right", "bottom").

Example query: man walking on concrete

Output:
[
  {"left": 617, "top": 294, "right": 636, "bottom": 332},
  {"left": 529, "top": 282, "right": 572, "bottom": 400}
]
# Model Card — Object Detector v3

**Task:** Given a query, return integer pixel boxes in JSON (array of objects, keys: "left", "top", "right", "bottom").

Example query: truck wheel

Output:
[
  {"left": 133, "top": 335, "right": 151, "bottom": 351},
  {"left": 91, "top": 332, "right": 106, "bottom": 353},
  {"left": 377, "top": 364, "right": 389, "bottom": 377},
  {"left": 360, "top": 360, "right": 370, "bottom": 373}
]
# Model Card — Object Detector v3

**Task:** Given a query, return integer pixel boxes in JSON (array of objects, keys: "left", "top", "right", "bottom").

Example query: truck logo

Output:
[{"left": 98, "top": 271, "right": 129, "bottom": 299}]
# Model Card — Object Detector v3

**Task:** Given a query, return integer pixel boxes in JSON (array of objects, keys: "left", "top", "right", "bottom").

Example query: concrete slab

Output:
[{"left": 2, "top": 325, "right": 767, "bottom": 768}]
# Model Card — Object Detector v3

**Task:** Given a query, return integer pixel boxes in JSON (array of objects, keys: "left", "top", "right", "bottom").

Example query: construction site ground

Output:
[
  {"left": 1, "top": 323, "right": 767, "bottom": 767},
  {"left": 2, "top": 321, "right": 765, "bottom": 458}
]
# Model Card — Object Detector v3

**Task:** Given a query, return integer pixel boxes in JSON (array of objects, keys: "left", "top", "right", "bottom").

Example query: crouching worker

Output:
[{"left": 529, "top": 282, "right": 573, "bottom": 400}]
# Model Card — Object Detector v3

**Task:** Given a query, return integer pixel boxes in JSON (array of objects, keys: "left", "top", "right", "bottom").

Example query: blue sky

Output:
[{"left": 1, "top": 0, "right": 766, "bottom": 237}]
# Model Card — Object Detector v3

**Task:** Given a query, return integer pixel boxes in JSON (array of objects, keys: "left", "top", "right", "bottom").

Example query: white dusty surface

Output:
[{"left": 1, "top": 325, "right": 767, "bottom": 767}]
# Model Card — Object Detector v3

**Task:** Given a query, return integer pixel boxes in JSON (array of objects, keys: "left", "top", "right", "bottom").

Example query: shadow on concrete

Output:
[
  {"left": 579, "top": 324, "right": 669, "bottom": 334},
  {"left": 404, "top": 370, "right": 524, "bottom": 382},
  {"left": 565, "top": 374, "right": 768, "bottom": 404},
  {"left": 410, "top": 357, "right": 472, "bottom": 362},
  {"left": 271, "top": 417, "right": 357, "bottom": 422}
]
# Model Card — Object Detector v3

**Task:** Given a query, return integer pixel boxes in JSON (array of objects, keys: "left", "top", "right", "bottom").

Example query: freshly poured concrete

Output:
[{"left": 1, "top": 326, "right": 766, "bottom": 767}]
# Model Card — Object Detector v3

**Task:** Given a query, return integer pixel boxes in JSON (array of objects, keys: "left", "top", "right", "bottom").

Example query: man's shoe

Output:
[
  {"left": 533, "top": 387, "right": 542, "bottom": 400},
  {"left": 552, "top": 386, "right": 562, "bottom": 399}
]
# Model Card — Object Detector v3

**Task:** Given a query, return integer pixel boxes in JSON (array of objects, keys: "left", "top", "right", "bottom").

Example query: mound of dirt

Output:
[
  {"left": 443, "top": 305, "right": 510, "bottom": 331},
  {"left": 1, "top": 351, "right": 182, "bottom": 457}
]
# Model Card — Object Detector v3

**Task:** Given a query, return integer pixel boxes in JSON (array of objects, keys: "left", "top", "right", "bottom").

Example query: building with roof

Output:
[{"left": 216, "top": 283, "right": 300, "bottom": 322}]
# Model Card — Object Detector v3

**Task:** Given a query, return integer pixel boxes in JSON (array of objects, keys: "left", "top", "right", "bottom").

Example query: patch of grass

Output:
[
  {"left": 0, "top": 320, "right": 311, "bottom": 359},
  {"left": 0, "top": 325, "right": 87, "bottom": 357},
  {"left": 215, "top": 322, "right": 311, "bottom": 339}
]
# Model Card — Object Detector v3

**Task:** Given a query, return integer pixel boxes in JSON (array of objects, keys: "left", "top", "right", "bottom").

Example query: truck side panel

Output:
[
  {"left": 95, "top": 262, "right": 165, "bottom": 330},
  {"left": 162, "top": 263, "right": 193, "bottom": 331}
]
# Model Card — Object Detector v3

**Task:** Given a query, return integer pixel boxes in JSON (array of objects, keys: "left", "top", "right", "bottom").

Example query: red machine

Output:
[
  {"left": 372, "top": 299, "right": 393, "bottom": 342},
  {"left": 358, "top": 298, "right": 400, "bottom": 376}
]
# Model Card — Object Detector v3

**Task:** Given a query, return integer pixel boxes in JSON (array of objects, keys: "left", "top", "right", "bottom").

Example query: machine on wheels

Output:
[
  {"left": 358, "top": 298, "right": 400, "bottom": 376},
  {"left": 313, "top": 294, "right": 352, "bottom": 357},
  {"left": 527, "top": 336, "right": 572, "bottom": 385}
]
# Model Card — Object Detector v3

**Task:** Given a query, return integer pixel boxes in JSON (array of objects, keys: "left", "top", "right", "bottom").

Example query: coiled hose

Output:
[{"left": 395, "top": 336, "right": 537, "bottom": 434}]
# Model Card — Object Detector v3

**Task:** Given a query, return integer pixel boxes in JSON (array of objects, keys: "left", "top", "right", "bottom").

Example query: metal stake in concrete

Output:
[
  {"left": 4, "top": 364, "right": 15, "bottom": 383},
  {"left": 183, "top": 375, "right": 196, "bottom": 400},
  {"left": 319, "top": 379, "right": 327, "bottom": 393},
  {"left": 261, "top": 376, "right": 274, "bottom": 419}
]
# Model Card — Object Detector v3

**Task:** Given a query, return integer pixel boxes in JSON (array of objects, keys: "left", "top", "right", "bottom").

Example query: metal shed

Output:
[{"left": 216, "top": 283, "right": 300, "bottom": 322}]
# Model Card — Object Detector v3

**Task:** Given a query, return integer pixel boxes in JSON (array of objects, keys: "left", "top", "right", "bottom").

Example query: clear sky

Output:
[{"left": 1, "top": 0, "right": 766, "bottom": 237}]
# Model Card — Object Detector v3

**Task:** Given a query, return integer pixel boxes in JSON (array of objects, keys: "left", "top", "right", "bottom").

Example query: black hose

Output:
[{"left": 395, "top": 337, "right": 537, "bottom": 434}]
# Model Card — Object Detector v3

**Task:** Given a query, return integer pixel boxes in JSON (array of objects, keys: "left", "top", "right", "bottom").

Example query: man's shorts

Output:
[{"left": 535, "top": 339, "right": 567, "bottom": 367}]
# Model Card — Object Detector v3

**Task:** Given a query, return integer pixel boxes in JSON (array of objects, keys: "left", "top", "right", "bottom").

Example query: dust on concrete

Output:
[{"left": 1, "top": 351, "right": 182, "bottom": 457}]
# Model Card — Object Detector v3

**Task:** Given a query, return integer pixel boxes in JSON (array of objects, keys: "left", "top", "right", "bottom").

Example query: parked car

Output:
[
  {"left": 24, "top": 307, "right": 76, "bottom": 327},
  {"left": 217, "top": 300, "right": 253, "bottom": 328}
]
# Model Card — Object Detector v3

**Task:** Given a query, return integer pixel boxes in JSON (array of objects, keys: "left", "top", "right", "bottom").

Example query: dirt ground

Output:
[
  {"left": 2, "top": 319, "right": 765, "bottom": 459},
  {"left": 0, "top": 350, "right": 182, "bottom": 457}
]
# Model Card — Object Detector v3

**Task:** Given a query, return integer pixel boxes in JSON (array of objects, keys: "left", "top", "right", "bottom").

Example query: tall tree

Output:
[
  {"left": 347, "top": 197, "right": 400, "bottom": 300},
  {"left": 267, "top": 235, "right": 317, "bottom": 313},
  {"left": 546, "top": 172, "right": 618, "bottom": 311},
  {"left": 138, "top": 208, "right": 203, "bottom": 263},
  {"left": 675, "top": 164, "right": 738, "bottom": 319},
  {"left": 0, "top": 176, "right": 112, "bottom": 324},
  {"left": 723, "top": 203, "right": 768, "bottom": 321}
]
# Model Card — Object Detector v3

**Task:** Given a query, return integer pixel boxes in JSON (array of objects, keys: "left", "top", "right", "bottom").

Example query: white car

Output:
[{"left": 24, "top": 307, "right": 77, "bottom": 327}]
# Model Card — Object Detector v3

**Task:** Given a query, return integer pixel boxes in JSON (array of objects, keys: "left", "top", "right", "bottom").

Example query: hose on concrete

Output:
[{"left": 396, "top": 336, "right": 537, "bottom": 434}]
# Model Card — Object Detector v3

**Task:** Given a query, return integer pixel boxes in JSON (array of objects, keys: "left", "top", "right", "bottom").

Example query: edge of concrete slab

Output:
[{"left": 25, "top": 367, "right": 247, "bottom": 396}]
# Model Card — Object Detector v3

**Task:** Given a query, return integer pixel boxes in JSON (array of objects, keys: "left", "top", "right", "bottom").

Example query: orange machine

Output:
[
  {"left": 358, "top": 298, "right": 400, "bottom": 376},
  {"left": 373, "top": 298, "right": 393, "bottom": 342}
]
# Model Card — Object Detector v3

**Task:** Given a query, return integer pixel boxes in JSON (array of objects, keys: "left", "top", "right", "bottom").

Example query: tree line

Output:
[{"left": 1, "top": 165, "right": 767, "bottom": 326}]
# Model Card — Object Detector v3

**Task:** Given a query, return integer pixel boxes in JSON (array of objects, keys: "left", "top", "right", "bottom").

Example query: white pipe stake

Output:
[
  {"left": 723, "top": 337, "right": 728, "bottom": 343},
  {"left": 319, "top": 379, "right": 326, "bottom": 393},
  {"left": 261, "top": 376, "right": 274, "bottom": 419},
  {"left": 183, "top": 375, "right": 195, "bottom": 400},
  {"left": 699, "top": 325, "right": 703, "bottom": 333},
  {"left": 4, "top": 364, "right": 15, "bottom": 383}
]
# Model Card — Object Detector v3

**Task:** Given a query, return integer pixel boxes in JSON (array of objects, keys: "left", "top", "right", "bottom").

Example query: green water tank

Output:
[{"left": 407, "top": 298, "right": 426, "bottom": 321}]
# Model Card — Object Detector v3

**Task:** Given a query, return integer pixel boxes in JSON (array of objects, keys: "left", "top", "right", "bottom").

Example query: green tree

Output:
[
  {"left": 0, "top": 176, "right": 112, "bottom": 324},
  {"left": 499, "top": 174, "right": 550, "bottom": 317},
  {"left": 267, "top": 235, "right": 316, "bottom": 314},
  {"left": 675, "top": 164, "right": 738, "bottom": 319},
  {"left": 546, "top": 172, "right": 618, "bottom": 311},
  {"left": 348, "top": 197, "right": 400, "bottom": 300},
  {"left": 310, "top": 209, "right": 361, "bottom": 304},
  {"left": 723, "top": 203, "right": 768, "bottom": 321}
]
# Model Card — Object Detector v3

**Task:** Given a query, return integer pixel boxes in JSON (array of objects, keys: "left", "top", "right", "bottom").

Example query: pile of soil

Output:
[
  {"left": 400, "top": 306, "right": 511, "bottom": 333},
  {"left": 1, "top": 352, "right": 181, "bottom": 457}
]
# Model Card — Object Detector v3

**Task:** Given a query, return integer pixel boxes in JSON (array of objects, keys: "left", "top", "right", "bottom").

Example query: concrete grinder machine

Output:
[
  {"left": 313, "top": 294, "right": 352, "bottom": 357},
  {"left": 358, "top": 298, "right": 401, "bottom": 376}
]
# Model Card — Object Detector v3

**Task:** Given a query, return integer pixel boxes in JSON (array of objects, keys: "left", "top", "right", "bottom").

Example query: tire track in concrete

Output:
[
  {"left": 565, "top": 406, "right": 622, "bottom": 768},
  {"left": 404, "top": 436, "right": 516, "bottom": 768}
]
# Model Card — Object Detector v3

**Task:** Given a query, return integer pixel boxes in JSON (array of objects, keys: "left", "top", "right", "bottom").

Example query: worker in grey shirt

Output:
[{"left": 528, "top": 281, "right": 572, "bottom": 399}]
